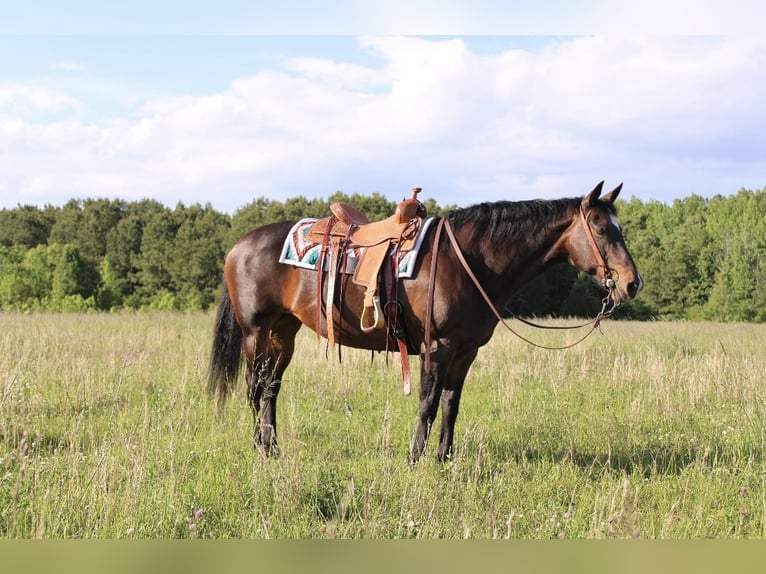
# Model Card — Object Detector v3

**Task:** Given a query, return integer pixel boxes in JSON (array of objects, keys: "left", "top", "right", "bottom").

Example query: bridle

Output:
[
  {"left": 578, "top": 204, "right": 617, "bottom": 293},
  {"left": 423, "top": 206, "right": 619, "bottom": 371}
]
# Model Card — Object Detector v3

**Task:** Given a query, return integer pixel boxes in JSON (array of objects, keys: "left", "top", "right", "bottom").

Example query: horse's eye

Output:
[{"left": 594, "top": 226, "right": 606, "bottom": 237}]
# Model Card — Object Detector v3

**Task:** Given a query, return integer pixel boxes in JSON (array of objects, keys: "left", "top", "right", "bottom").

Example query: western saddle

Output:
[{"left": 305, "top": 188, "right": 427, "bottom": 393}]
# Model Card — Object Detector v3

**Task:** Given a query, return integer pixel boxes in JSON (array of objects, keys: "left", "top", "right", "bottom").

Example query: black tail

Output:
[{"left": 207, "top": 278, "right": 243, "bottom": 404}]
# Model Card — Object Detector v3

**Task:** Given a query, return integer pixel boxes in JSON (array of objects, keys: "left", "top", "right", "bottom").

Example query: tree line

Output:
[{"left": 1, "top": 188, "right": 764, "bottom": 321}]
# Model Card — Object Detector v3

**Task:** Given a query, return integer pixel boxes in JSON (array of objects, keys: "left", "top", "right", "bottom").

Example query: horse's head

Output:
[{"left": 565, "top": 181, "right": 643, "bottom": 305}]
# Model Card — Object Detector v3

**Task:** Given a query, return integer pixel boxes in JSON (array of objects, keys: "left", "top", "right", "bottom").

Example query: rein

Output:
[{"left": 424, "top": 213, "right": 617, "bottom": 370}]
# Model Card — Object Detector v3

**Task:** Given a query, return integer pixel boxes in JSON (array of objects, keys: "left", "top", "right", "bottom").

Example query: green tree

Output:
[
  {"left": 0, "top": 246, "right": 29, "bottom": 309},
  {"left": 0, "top": 244, "right": 67, "bottom": 309},
  {"left": 97, "top": 255, "right": 123, "bottom": 310},
  {"left": 704, "top": 189, "right": 766, "bottom": 321},
  {"left": 49, "top": 244, "right": 98, "bottom": 311},
  {"left": 0, "top": 205, "right": 56, "bottom": 248},
  {"left": 21, "top": 244, "right": 57, "bottom": 303},
  {"left": 169, "top": 203, "right": 230, "bottom": 309},
  {"left": 707, "top": 238, "right": 755, "bottom": 321},
  {"left": 48, "top": 199, "right": 83, "bottom": 249},
  {"left": 133, "top": 205, "right": 178, "bottom": 302},
  {"left": 282, "top": 196, "right": 329, "bottom": 221},
  {"left": 228, "top": 197, "right": 282, "bottom": 245},
  {"left": 78, "top": 198, "right": 128, "bottom": 261},
  {"left": 104, "top": 199, "right": 168, "bottom": 303},
  {"left": 422, "top": 197, "right": 457, "bottom": 217}
]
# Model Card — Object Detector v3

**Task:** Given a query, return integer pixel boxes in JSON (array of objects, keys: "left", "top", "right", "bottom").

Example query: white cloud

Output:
[
  {"left": 0, "top": 83, "right": 82, "bottom": 116},
  {"left": 1, "top": 36, "right": 765, "bottom": 212},
  {"left": 284, "top": 57, "right": 388, "bottom": 91}
]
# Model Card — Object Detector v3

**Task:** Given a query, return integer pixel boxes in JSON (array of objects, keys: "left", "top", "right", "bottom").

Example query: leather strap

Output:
[
  {"left": 439, "top": 217, "right": 608, "bottom": 351},
  {"left": 336, "top": 228, "right": 353, "bottom": 358},
  {"left": 424, "top": 217, "right": 446, "bottom": 374},
  {"left": 315, "top": 216, "right": 335, "bottom": 342},
  {"left": 579, "top": 205, "right": 611, "bottom": 285},
  {"left": 326, "top": 243, "right": 339, "bottom": 346},
  {"left": 396, "top": 336, "right": 411, "bottom": 396},
  {"left": 383, "top": 254, "right": 411, "bottom": 395}
]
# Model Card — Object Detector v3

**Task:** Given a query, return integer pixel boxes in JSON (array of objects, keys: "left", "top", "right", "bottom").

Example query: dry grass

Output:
[{"left": 1, "top": 313, "right": 765, "bottom": 538}]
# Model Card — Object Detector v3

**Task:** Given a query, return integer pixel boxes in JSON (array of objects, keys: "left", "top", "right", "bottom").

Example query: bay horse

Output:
[{"left": 207, "top": 181, "right": 642, "bottom": 463}]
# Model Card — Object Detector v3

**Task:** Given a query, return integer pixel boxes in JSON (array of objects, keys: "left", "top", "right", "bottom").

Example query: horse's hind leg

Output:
[
  {"left": 255, "top": 315, "right": 301, "bottom": 455},
  {"left": 243, "top": 325, "right": 274, "bottom": 454}
]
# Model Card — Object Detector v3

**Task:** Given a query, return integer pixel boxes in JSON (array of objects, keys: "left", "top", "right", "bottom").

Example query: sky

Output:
[{"left": 1, "top": 2, "right": 764, "bottom": 213}]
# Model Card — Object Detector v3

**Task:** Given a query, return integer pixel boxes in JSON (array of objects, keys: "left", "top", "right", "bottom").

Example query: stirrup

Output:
[{"left": 360, "top": 296, "right": 385, "bottom": 333}]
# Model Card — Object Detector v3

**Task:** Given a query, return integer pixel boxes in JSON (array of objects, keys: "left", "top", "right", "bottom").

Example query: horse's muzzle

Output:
[{"left": 611, "top": 274, "right": 643, "bottom": 303}]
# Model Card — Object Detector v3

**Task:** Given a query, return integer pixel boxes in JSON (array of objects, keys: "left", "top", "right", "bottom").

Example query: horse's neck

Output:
[{"left": 458, "top": 208, "right": 575, "bottom": 303}]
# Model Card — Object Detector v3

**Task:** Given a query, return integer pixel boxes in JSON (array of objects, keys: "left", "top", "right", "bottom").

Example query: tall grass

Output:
[{"left": 1, "top": 313, "right": 765, "bottom": 538}]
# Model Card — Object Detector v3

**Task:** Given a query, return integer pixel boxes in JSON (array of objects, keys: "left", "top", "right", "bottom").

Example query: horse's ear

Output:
[
  {"left": 582, "top": 181, "right": 605, "bottom": 209},
  {"left": 600, "top": 183, "right": 623, "bottom": 204}
]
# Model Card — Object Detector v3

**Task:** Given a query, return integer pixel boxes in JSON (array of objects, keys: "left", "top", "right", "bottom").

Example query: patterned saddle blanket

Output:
[{"left": 278, "top": 216, "right": 435, "bottom": 278}]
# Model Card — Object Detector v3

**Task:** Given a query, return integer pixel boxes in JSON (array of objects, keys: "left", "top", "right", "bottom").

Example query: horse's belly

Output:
[{"left": 288, "top": 268, "right": 415, "bottom": 352}]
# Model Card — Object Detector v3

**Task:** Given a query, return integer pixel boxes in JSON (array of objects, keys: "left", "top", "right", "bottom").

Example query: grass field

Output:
[{"left": 1, "top": 312, "right": 765, "bottom": 538}]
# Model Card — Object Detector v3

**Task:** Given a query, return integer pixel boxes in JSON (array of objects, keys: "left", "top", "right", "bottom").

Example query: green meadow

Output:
[{"left": 1, "top": 312, "right": 765, "bottom": 538}]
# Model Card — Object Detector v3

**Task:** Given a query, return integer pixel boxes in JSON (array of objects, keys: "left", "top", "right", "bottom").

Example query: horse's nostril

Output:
[{"left": 627, "top": 280, "right": 641, "bottom": 298}]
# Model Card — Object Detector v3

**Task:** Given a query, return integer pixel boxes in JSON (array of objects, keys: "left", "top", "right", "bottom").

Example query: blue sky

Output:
[{"left": 1, "top": 2, "right": 764, "bottom": 213}]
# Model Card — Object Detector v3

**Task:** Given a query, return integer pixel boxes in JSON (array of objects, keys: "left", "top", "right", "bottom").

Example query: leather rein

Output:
[{"left": 424, "top": 205, "right": 618, "bottom": 371}]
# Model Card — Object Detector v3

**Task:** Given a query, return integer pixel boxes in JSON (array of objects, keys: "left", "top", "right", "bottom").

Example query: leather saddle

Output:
[{"left": 306, "top": 187, "right": 427, "bottom": 340}]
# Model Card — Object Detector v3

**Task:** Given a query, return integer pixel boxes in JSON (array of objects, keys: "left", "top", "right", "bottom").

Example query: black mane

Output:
[
  {"left": 447, "top": 196, "right": 618, "bottom": 247},
  {"left": 446, "top": 197, "right": 579, "bottom": 246}
]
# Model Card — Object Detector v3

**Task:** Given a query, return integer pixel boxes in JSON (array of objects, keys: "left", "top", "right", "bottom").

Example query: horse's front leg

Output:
[
  {"left": 409, "top": 346, "right": 453, "bottom": 464},
  {"left": 435, "top": 348, "right": 478, "bottom": 462}
]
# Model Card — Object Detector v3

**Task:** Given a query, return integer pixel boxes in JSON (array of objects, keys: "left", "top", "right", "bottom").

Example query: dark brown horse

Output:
[{"left": 208, "top": 182, "right": 642, "bottom": 463}]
